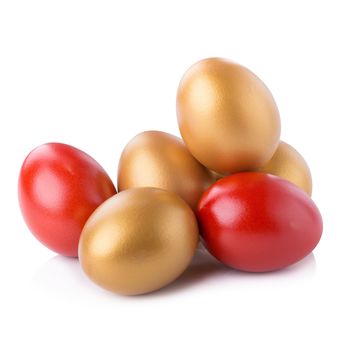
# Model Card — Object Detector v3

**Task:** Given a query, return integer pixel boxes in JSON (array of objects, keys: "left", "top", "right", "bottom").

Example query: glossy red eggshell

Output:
[
  {"left": 18, "top": 143, "right": 117, "bottom": 257},
  {"left": 197, "top": 172, "right": 323, "bottom": 272}
]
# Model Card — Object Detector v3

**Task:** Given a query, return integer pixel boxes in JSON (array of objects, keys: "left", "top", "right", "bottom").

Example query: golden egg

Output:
[
  {"left": 117, "top": 130, "right": 215, "bottom": 210},
  {"left": 78, "top": 187, "right": 199, "bottom": 295},
  {"left": 257, "top": 141, "right": 312, "bottom": 195},
  {"left": 176, "top": 57, "right": 281, "bottom": 174}
]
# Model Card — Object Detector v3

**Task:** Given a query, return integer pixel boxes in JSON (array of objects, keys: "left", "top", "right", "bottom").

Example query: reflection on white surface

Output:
[
  {"left": 32, "top": 254, "right": 117, "bottom": 301},
  {"left": 33, "top": 244, "right": 316, "bottom": 299},
  {"left": 153, "top": 246, "right": 316, "bottom": 296}
]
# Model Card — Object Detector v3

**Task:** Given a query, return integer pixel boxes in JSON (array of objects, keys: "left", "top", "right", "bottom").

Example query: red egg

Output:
[
  {"left": 18, "top": 143, "right": 116, "bottom": 257},
  {"left": 197, "top": 172, "right": 323, "bottom": 272}
]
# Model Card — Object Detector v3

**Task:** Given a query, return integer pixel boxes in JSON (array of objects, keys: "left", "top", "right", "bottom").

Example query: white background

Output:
[{"left": 1, "top": 1, "right": 349, "bottom": 349}]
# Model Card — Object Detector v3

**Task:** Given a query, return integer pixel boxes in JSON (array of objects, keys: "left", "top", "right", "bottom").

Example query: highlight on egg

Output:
[
  {"left": 176, "top": 57, "right": 281, "bottom": 174},
  {"left": 78, "top": 187, "right": 199, "bottom": 295},
  {"left": 257, "top": 141, "right": 312, "bottom": 195},
  {"left": 117, "top": 130, "right": 216, "bottom": 209}
]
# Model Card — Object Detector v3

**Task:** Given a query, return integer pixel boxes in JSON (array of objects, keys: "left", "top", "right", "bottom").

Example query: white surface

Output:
[{"left": 1, "top": 1, "right": 349, "bottom": 349}]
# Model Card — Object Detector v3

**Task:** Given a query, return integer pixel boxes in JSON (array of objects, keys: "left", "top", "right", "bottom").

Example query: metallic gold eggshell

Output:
[
  {"left": 117, "top": 130, "right": 215, "bottom": 209},
  {"left": 78, "top": 188, "right": 199, "bottom": 295},
  {"left": 257, "top": 141, "right": 312, "bottom": 195},
  {"left": 176, "top": 58, "right": 281, "bottom": 174}
]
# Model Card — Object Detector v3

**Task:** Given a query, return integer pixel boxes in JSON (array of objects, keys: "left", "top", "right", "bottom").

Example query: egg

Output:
[
  {"left": 78, "top": 187, "right": 199, "bottom": 295},
  {"left": 197, "top": 172, "right": 322, "bottom": 272},
  {"left": 176, "top": 58, "right": 281, "bottom": 174},
  {"left": 257, "top": 141, "right": 312, "bottom": 195},
  {"left": 18, "top": 143, "right": 116, "bottom": 257},
  {"left": 117, "top": 130, "right": 215, "bottom": 209}
]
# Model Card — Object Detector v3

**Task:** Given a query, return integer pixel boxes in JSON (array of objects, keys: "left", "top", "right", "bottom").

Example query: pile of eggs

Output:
[{"left": 18, "top": 58, "right": 323, "bottom": 295}]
